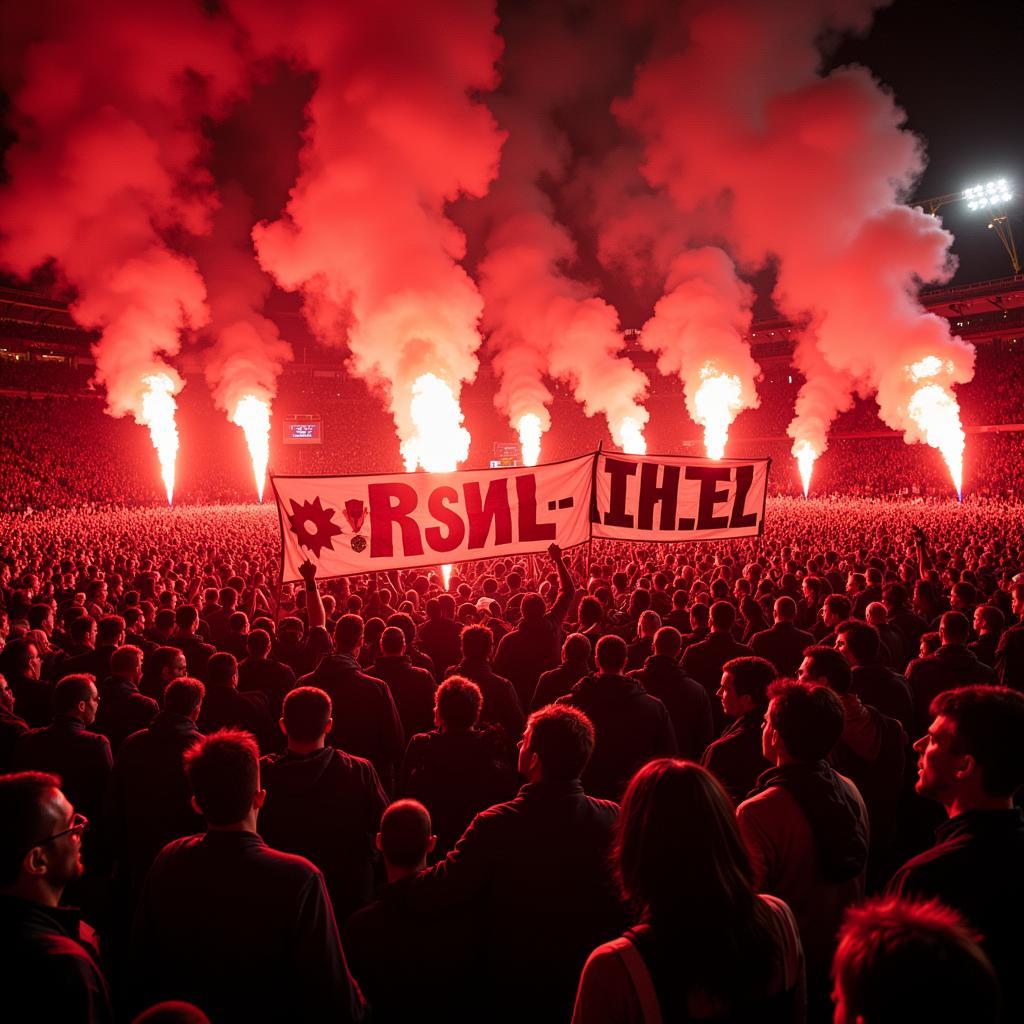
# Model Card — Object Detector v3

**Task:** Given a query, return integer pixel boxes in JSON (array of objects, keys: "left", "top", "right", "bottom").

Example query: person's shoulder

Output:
[
  {"left": 332, "top": 747, "right": 378, "bottom": 776},
  {"left": 585, "top": 793, "right": 621, "bottom": 819}
]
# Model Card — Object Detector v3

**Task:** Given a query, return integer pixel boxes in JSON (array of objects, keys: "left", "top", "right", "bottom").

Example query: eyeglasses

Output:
[{"left": 38, "top": 812, "right": 89, "bottom": 845}]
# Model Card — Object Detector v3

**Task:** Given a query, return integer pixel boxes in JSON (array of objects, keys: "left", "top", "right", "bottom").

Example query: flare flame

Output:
[
  {"left": 907, "top": 357, "right": 965, "bottom": 499},
  {"left": 517, "top": 413, "right": 543, "bottom": 467},
  {"left": 794, "top": 440, "right": 817, "bottom": 498},
  {"left": 232, "top": 395, "right": 272, "bottom": 502},
  {"left": 441, "top": 564, "right": 453, "bottom": 591},
  {"left": 400, "top": 373, "right": 471, "bottom": 474},
  {"left": 694, "top": 365, "right": 743, "bottom": 460},
  {"left": 618, "top": 416, "right": 648, "bottom": 455},
  {"left": 140, "top": 373, "right": 179, "bottom": 504}
]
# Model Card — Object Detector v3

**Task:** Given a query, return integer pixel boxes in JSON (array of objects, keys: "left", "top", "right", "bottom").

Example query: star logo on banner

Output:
[{"left": 287, "top": 496, "right": 344, "bottom": 559}]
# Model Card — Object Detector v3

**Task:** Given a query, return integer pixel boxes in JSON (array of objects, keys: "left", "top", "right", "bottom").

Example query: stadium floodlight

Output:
[{"left": 963, "top": 179, "right": 1013, "bottom": 211}]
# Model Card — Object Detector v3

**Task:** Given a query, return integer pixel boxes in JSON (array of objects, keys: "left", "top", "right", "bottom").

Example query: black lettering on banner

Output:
[
  {"left": 729, "top": 464, "right": 760, "bottom": 529},
  {"left": 638, "top": 462, "right": 680, "bottom": 531},
  {"left": 602, "top": 457, "right": 637, "bottom": 528},
  {"left": 686, "top": 465, "right": 733, "bottom": 531}
]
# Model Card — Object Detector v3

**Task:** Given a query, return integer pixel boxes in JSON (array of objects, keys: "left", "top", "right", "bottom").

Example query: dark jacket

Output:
[
  {"left": 14, "top": 715, "right": 112, "bottom": 822},
  {"left": 169, "top": 633, "right": 216, "bottom": 680},
  {"left": 93, "top": 675, "right": 158, "bottom": 754},
  {"left": 681, "top": 632, "right": 751, "bottom": 724},
  {"left": 132, "top": 831, "right": 363, "bottom": 1023},
  {"left": 344, "top": 875, "right": 480, "bottom": 1024},
  {"left": 968, "top": 632, "right": 999, "bottom": 673},
  {"left": 197, "top": 684, "right": 277, "bottom": 753},
  {"left": 906, "top": 645, "right": 997, "bottom": 731},
  {"left": 889, "top": 809, "right": 1024, "bottom": 1022},
  {"left": 260, "top": 746, "right": 388, "bottom": 924},
  {"left": 493, "top": 584, "right": 575, "bottom": 710},
  {"left": 0, "top": 895, "right": 111, "bottom": 1024},
  {"left": 108, "top": 711, "right": 204, "bottom": 890},
  {"left": 531, "top": 661, "right": 589, "bottom": 712},
  {"left": 558, "top": 673, "right": 678, "bottom": 800},
  {"left": 701, "top": 710, "right": 770, "bottom": 803},
  {"left": 370, "top": 655, "right": 437, "bottom": 741},
  {"left": 446, "top": 657, "right": 525, "bottom": 744},
  {"left": 8, "top": 670, "right": 53, "bottom": 728},
  {"left": 0, "top": 702, "right": 29, "bottom": 772},
  {"left": 238, "top": 654, "right": 296, "bottom": 718},
  {"left": 850, "top": 663, "right": 915, "bottom": 735},
  {"left": 888, "top": 607, "right": 929, "bottom": 654},
  {"left": 629, "top": 655, "right": 714, "bottom": 761},
  {"left": 299, "top": 653, "right": 405, "bottom": 792},
  {"left": 416, "top": 617, "right": 463, "bottom": 678},
  {"left": 400, "top": 728, "right": 518, "bottom": 857},
  {"left": 750, "top": 622, "right": 816, "bottom": 678},
  {"left": 749, "top": 761, "right": 869, "bottom": 883},
  {"left": 995, "top": 622, "right": 1024, "bottom": 689},
  {"left": 58, "top": 643, "right": 117, "bottom": 684},
  {"left": 409, "top": 780, "right": 624, "bottom": 1024}
]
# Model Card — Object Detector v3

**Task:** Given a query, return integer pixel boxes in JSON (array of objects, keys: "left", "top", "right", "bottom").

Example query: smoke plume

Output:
[
  {"left": 229, "top": 0, "right": 505, "bottom": 472},
  {"left": 618, "top": 0, "right": 974, "bottom": 484},
  {"left": 0, "top": 1, "right": 244, "bottom": 500}
]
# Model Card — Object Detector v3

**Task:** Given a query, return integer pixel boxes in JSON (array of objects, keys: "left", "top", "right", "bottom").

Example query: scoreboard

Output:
[
  {"left": 283, "top": 415, "right": 322, "bottom": 445},
  {"left": 489, "top": 441, "right": 522, "bottom": 468}
]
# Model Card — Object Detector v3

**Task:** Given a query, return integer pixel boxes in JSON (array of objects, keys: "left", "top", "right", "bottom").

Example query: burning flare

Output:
[
  {"left": 907, "top": 357, "right": 966, "bottom": 498},
  {"left": 139, "top": 373, "right": 180, "bottom": 504},
  {"left": 617, "top": 416, "right": 648, "bottom": 455},
  {"left": 400, "top": 373, "right": 472, "bottom": 474},
  {"left": 794, "top": 441, "right": 817, "bottom": 498},
  {"left": 232, "top": 395, "right": 272, "bottom": 502},
  {"left": 441, "top": 564, "right": 453, "bottom": 591},
  {"left": 517, "top": 413, "right": 543, "bottom": 467},
  {"left": 694, "top": 365, "right": 743, "bottom": 460}
]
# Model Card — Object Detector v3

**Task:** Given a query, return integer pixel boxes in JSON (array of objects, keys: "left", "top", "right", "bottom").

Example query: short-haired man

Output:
[
  {"left": 132, "top": 729, "right": 363, "bottom": 1022},
  {"left": 701, "top": 656, "right": 775, "bottom": 802},
  {"left": 835, "top": 619, "right": 914, "bottom": 733},
  {"left": 968, "top": 604, "right": 1003, "bottom": 672},
  {"left": 750, "top": 596, "right": 815, "bottom": 678},
  {"left": 800, "top": 646, "right": 905, "bottom": 880},
  {"left": 14, "top": 674, "right": 112, "bottom": 825},
  {"left": 993, "top": 580, "right": 1024, "bottom": 686},
  {"left": 817, "top": 593, "right": 852, "bottom": 646},
  {"left": 737, "top": 679, "right": 869, "bottom": 1007},
  {"left": 344, "top": 800, "right": 478, "bottom": 1023},
  {"left": 0, "top": 772, "right": 111, "bottom": 1022},
  {"left": 109, "top": 678, "right": 206, "bottom": 894},
  {"left": 0, "top": 672, "right": 28, "bottom": 772},
  {"left": 409, "top": 705, "right": 624, "bottom": 1024},
  {"left": 196, "top": 652, "right": 276, "bottom": 753},
  {"left": 237, "top": 627, "right": 295, "bottom": 719},
  {"left": 832, "top": 896, "right": 998, "bottom": 1024},
  {"left": 94, "top": 644, "right": 158, "bottom": 753},
  {"left": 531, "top": 633, "right": 592, "bottom": 712},
  {"left": 888, "top": 685, "right": 1024, "bottom": 1019},
  {"left": 905, "top": 611, "right": 996, "bottom": 733},
  {"left": 370, "top": 626, "right": 438, "bottom": 740},
  {"left": 629, "top": 626, "right": 713, "bottom": 761},
  {"left": 297, "top": 614, "right": 405, "bottom": 792},
  {"left": 681, "top": 601, "right": 751, "bottom": 728},
  {"left": 260, "top": 687, "right": 388, "bottom": 924},
  {"left": 557, "top": 634, "right": 677, "bottom": 800},
  {"left": 446, "top": 623, "right": 524, "bottom": 744}
]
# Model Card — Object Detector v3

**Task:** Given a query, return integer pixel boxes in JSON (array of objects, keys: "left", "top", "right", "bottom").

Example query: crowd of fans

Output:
[
  {"left": 2, "top": 340, "right": 1023, "bottom": 510},
  {"left": 1, "top": 487, "right": 1023, "bottom": 1022}
]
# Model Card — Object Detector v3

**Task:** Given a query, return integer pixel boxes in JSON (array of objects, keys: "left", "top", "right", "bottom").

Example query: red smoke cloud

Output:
[
  {"left": 471, "top": 8, "right": 650, "bottom": 460},
  {"left": 619, "top": 0, "right": 974, "bottom": 481},
  {"left": 0, "top": 1, "right": 245, "bottom": 498},
  {"left": 229, "top": 0, "right": 505, "bottom": 472}
]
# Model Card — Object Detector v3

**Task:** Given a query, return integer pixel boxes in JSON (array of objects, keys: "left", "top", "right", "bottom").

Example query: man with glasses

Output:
[
  {"left": 14, "top": 674, "right": 112, "bottom": 826},
  {"left": 0, "top": 771, "right": 111, "bottom": 1022}
]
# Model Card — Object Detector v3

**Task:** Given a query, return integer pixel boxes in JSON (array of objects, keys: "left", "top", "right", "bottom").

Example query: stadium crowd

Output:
[{"left": 1, "top": 486, "right": 1023, "bottom": 1022}]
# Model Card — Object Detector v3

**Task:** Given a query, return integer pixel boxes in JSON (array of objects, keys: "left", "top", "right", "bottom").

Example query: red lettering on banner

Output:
[
  {"left": 368, "top": 482, "right": 423, "bottom": 558},
  {"left": 516, "top": 474, "right": 557, "bottom": 543},
  {"left": 425, "top": 486, "right": 466, "bottom": 553},
  {"left": 464, "top": 478, "right": 513, "bottom": 549}
]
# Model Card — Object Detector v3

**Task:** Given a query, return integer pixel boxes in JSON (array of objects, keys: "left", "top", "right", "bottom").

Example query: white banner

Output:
[
  {"left": 592, "top": 452, "right": 769, "bottom": 543},
  {"left": 272, "top": 454, "right": 594, "bottom": 583}
]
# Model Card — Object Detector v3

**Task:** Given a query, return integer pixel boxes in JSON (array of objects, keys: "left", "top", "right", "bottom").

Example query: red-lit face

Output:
[
  {"left": 718, "top": 671, "right": 749, "bottom": 718},
  {"left": 914, "top": 715, "right": 965, "bottom": 801}
]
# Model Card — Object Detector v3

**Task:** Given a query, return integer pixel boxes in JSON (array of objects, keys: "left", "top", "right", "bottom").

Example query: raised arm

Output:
[{"left": 298, "top": 558, "right": 326, "bottom": 631}]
